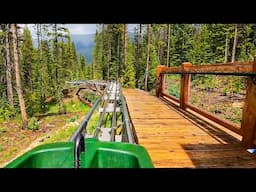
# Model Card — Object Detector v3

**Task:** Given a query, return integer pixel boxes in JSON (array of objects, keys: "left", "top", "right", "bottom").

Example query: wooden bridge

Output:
[{"left": 123, "top": 60, "right": 256, "bottom": 168}]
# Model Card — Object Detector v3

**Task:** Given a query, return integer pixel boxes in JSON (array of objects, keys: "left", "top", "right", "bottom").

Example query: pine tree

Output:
[
  {"left": 123, "top": 24, "right": 127, "bottom": 77},
  {"left": 166, "top": 24, "right": 171, "bottom": 67},
  {"left": 231, "top": 24, "right": 238, "bottom": 62},
  {"left": 79, "top": 54, "right": 86, "bottom": 79},
  {"left": 21, "top": 26, "right": 34, "bottom": 91},
  {"left": 148, "top": 34, "right": 160, "bottom": 91},
  {"left": 11, "top": 24, "right": 28, "bottom": 128},
  {"left": 4, "top": 24, "right": 14, "bottom": 107},
  {"left": 50, "top": 24, "right": 69, "bottom": 113},
  {"left": 187, "top": 24, "right": 212, "bottom": 64},
  {"left": 93, "top": 29, "right": 103, "bottom": 80},
  {"left": 21, "top": 26, "right": 36, "bottom": 115},
  {"left": 238, "top": 24, "right": 256, "bottom": 61},
  {"left": 0, "top": 25, "right": 7, "bottom": 101},
  {"left": 134, "top": 24, "right": 145, "bottom": 88},
  {"left": 145, "top": 24, "right": 151, "bottom": 91},
  {"left": 71, "top": 42, "right": 78, "bottom": 80},
  {"left": 121, "top": 35, "right": 135, "bottom": 88}
]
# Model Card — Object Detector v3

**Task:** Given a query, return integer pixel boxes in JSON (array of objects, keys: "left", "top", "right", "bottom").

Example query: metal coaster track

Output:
[{"left": 69, "top": 80, "right": 137, "bottom": 167}]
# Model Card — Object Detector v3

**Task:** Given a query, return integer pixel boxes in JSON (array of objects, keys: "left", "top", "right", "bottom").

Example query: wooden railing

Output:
[{"left": 156, "top": 59, "right": 256, "bottom": 148}]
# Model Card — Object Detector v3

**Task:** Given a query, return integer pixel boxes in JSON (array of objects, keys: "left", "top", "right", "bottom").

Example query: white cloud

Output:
[
  {"left": 128, "top": 24, "right": 138, "bottom": 32},
  {"left": 66, "top": 24, "right": 137, "bottom": 34},
  {"left": 65, "top": 24, "right": 97, "bottom": 35}
]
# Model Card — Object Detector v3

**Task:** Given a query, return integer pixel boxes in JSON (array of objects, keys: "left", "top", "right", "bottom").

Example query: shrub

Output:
[
  {"left": 27, "top": 117, "right": 39, "bottom": 130},
  {"left": 66, "top": 115, "right": 78, "bottom": 123},
  {"left": 221, "top": 87, "right": 228, "bottom": 96},
  {"left": 168, "top": 85, "right": 180, "bottom": 98},
  {"left": 0, "top": 102, "right": 16, "bottom": 120}
]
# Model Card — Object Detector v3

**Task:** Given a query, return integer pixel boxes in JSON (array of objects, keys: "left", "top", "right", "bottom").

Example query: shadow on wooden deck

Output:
[
  {"left": 159, "top": 96, "right": 241, "bottom": 144},
  {"left": 180, "top": 143, "right": 256, "bottom": 168}
]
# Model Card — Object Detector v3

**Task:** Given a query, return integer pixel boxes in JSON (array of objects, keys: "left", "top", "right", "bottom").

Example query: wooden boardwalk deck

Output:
[{"left": 123, "top": 88, "right": 256, "bottom": 168}]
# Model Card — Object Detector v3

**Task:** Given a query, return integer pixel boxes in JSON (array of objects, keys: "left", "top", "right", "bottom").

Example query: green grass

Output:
[
  {"left": 65, "top": 101, "right": 89, "bottom": 113},
  {"left": 87, "top": 112, "right": 100, "bottom": 135},
  {"left": 42, "top": 125, "right": 78, "bottom": 144},
  {"left": 166, "top": 74, "right": 180, "bottom": 98},
  {"left": 35, "top": 100, "right": 91, "bottom": 144},
  {"left": 65, "top": 115, "right": 79, "bottom": 123},
  {"left": 41, "top": 109, "right": 100, "bottom": 144},
  {"left": 86, "top": 111, "right": 122, "bottom": 135},
  {"left": 47, "top": 104, "right": 59, "bottom": 114},
  {"left": 168, "top": 84, "right": 180, "bottom": 98},
  {"left": 4, "top": 147, "right": 17, "bottom": 159},
  {"left": 47, "top": 99, "right": 90, "bottom": 114},
  {"left": 84, "top": 92, "right": 98, "bottom": 104},
  {"left": 167, "top": 74, "right": 180, "bottom": 81}
]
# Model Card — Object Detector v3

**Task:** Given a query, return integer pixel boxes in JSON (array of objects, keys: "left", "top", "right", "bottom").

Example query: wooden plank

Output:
[{"left": 123, "top": 88, "right": 256, "bottom": 168}]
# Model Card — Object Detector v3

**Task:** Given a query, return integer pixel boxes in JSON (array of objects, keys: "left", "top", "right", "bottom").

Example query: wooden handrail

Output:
[
  {"left": 156, "top": 60, "right": 256, "bottom": 148},
  {"left": 157, "top": 61, "right": 255, "bottom": 75}
]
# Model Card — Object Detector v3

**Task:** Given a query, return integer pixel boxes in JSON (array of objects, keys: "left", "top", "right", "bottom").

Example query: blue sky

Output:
[{"left": 20, "top": 24, "right": 137, "bottom": 36}]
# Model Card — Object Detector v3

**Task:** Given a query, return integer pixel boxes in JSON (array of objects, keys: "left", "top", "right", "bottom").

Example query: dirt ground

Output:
[
  {"left": 0, "top": 89, "right": 89, "bottom": 168},
  {"left": 165, "top": 76, "right": 245, "bottom": 126},
  {"left": 0, "top": 110, "right": 86, "bottom": 167}
]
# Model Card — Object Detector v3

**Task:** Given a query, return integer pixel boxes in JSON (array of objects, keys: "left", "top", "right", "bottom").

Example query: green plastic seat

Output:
[{"left": 5, "top": 138, "right": 154, "bottom": 168}]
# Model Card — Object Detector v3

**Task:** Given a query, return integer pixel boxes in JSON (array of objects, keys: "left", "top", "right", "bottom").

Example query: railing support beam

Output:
[
  {"left": 180, "top": 62, "right": 192, "bottom": 110},
  {"left": 156, "top": 65, "right": 166, "bottom": 97},
  {"left": 241, "top": 57, "right": 256, "bottom": 148}
]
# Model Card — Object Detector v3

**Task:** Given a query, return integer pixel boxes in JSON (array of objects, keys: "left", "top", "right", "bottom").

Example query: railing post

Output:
[
  {"left": 241, "top": 56, "right": 256, "bottom": 148},
  {"left": 180, "top": 62, "right": 192, "bottom": 110},
  {"left": 156, "top": 65, "right": 166, "bottom": 97}
]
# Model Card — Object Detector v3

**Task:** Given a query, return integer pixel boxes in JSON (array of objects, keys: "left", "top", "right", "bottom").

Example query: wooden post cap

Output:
[{"left": 182, "top": 62, "right": 192, "bottom": 68}]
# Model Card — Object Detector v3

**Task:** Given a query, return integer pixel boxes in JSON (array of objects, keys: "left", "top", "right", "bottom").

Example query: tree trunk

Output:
[
  {"left": 117, "top": 33, "right": 120, "bottom": 79},
  {"left": 144, "top": 24, "right": 151, "bottom": 91},
  {"left": 4, "top": 24, "right": 14, "bottom": 107},
  {"left": 231, "top": 24, "right": 238, "bottom": 62},
  {"left": 123, "top": 24, "right": 127, "bottom": 79},
  {"left": 92, "top": 60, "right": 95, "bottom": 79},
  {"left": 166, "top": 24, "right": 171, "bottom": 67},
  {"left": 26, "top": 24, "right": 33, "bottom": 92},
  {"left": 139, "top": 24, "right": 142, "bottom": 54},
  {"left": 102, "top": 24, "right": 105, "bottom": 79},
  {"left": 108, "top": 42, "right": 111, "bottom": 80},
  {"left": 137, "top": 24, "right": 142, "bottom": 87},
  {"left": 11, "top": 24, "right": 28, "bottom": 128},
  {"left": 224, "top": 34, "right": 228, "bottom": 63},
  {"left": 54, "top": 24, "right": 59, "bottom": 85},
  {"left": 37, "top": 24, "right": 45, "bottom": 112}
]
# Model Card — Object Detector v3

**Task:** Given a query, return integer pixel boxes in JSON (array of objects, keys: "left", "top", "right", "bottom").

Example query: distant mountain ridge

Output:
[
  {"left": 32, "top": 34, "right": 95, "bottom": 63},
  {"left": 71, "top": 34, "right": 95, "bottom": 63},
  {"left": 71, "top": 32, "right": 134, "bottom": 63}
]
